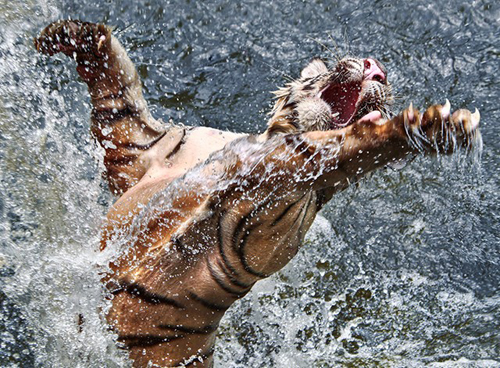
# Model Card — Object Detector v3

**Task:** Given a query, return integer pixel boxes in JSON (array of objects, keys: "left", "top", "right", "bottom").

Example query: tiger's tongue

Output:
[{"left": 358, "top": 110, "right": 382, "bottom": 123}]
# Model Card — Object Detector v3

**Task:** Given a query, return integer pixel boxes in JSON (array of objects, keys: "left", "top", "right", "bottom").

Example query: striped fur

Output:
[
  {"left": 36, "top": 20, "right": 169, "bottom": 194},
  {"left": 37, "top": 21, "right": 480, "bottom": 368},
  {"left": 102, "top": 105, "right": 479, "bottom": 367},
  {"left": 267, "top": 57, "right": 393, "bottom": 137}
]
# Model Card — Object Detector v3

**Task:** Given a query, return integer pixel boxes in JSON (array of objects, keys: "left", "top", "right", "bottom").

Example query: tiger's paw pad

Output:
[{"left": 35, "top": 20, "right": 110, "bottom": 57}]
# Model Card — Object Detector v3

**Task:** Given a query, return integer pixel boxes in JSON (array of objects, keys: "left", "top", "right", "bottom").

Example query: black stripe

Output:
[
  {"left": 231, "top": 200, "right": 275, "bottom": 278},
  {"left": 93, "top": 90, "right": 124, "bottom": 102},
  {"left": 158, "top": 323, "right": 218, "bottom": 335},
  {"left": 231, "top": 198, "right": 271, "bottom": 253},
  {"left": 216, "top": 258, "right": 254, "bottom": 289},
  {"left": 171, "top": 235, "right": 187, "bottom": 254},
  {"left": 113, "top": 282, "right": 185, "bottom": 309},
  {"left": 206, "top": 259, "right": 248, "bottom": 297},
  {"left": 271, "top": 192, "right": 308, "bottom": 227},
  {"left": 302, "top": 83, "right": 315, "bottom": 91},
  {"left": 217, "top": 211, "right": 259, "bottom": 286},
  {"left": 188, "top": 291, "right": 228, "bottom": 312},
  {"left": 217, "top": 214, "right": 247, "bottom": 286},
  {"left": 165, "top": 128, "right": 186, "bottom": 159},
  {"left": 171, "top": 234, "right": 200, "bottom": 261},
  {"left": 125, "top": 130, "right": 167, "bottom": 150},
  {"left": 236, "top": 223, "right": 271, "bottom": 278},
  {"left": 92, "top": 105, "right": 134, "bottom": 124},
  {"left": 118, "top": 334, "right": 184, "bottom": 348},
  {"left": 232, "top": 211, "right": 250, "bottom": 252}
]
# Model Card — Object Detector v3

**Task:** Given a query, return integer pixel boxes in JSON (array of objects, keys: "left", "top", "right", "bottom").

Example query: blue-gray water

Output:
[{"left": 0, "top": 1, "right": 499, "bottom": 367}]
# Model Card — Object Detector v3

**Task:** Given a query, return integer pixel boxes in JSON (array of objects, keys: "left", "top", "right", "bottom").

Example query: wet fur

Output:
[
  {"left": 267, "top": 57, "right": 393, "bottom": 136},
  {"left": 36, "top": 20, "right": 480, "bottom": 368}
]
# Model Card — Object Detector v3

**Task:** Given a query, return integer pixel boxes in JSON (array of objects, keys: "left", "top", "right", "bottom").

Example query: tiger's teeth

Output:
[
  {"left": 332, "top": 112, "right": 339, "bottom": 118},
  {"left": 442, "top": 99, "right": 451, "bottom": 120},
  {"left": 471, "top": 108, "right": 480, "bottom": 129}
]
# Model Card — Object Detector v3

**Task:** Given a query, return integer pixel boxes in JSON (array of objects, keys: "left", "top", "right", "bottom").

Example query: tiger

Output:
[{"left": 35, "top": 20, "right": 481, "bottom": 368}]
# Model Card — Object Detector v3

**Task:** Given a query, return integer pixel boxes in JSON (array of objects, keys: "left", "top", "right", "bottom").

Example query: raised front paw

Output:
[
  {"left": 400, "top": 101, "right": 481, "bottom": 153},
  {"left": 34, "top": 20, "right": 111, "bottom": 57}
]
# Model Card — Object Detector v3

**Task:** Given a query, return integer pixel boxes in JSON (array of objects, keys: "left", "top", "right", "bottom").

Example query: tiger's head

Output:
[{"left": 266, "top": 57, "right": 393, "bottom": 136}]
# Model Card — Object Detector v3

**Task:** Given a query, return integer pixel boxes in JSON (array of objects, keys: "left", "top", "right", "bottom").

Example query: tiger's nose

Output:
[{"left": 364, "top": 58, "right": 386, "bottom": 83}]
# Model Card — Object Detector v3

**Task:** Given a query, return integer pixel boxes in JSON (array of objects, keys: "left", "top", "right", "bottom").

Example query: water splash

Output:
[
  {"left": 1, "top": 1, "right": 499, "bottom": 367},
  {"left": 0, "top": 2, "right": 128, "bottom": 367}
]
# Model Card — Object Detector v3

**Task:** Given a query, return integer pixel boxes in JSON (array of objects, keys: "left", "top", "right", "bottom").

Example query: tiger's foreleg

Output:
[
  {"left": 209, "top": 102, "right": 481, "bottom": 278},
  {"left": 35, "top": 20, "right": 168, "bottom": 194},
  {"left": 302, "top": 102, "right": 481, "bottom": 192}
]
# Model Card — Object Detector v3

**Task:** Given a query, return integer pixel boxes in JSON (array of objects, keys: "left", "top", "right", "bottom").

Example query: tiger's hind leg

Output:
[{"left": 35, "top": 20, "right": 171, "bottom": 195}]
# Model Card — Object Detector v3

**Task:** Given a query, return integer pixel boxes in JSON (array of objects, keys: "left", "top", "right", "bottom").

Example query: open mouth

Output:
[
  {"left": 319, "top": 82, "right": 363, "bottom": 129},
  {"left": 318, "top": 58, "right": 387, "bottom": 129},
  {"left": 319, "top": 82, "right": 385, "bottom": 129}
]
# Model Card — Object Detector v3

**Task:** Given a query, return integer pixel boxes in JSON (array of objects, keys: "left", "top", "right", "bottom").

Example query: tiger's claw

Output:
[
  {"left": 471, "top": 108, "right": 480, "bottom": 129},
  {"left": 419, "top": 102, "right": 480, "bottom": 152},
  {"left": 442, "top": 99, "right": 451, "bottom": 120},
  {"left": 402, "top": 102, "right": 421, "bottom": 131},
  {"left": 393, "top": 101, "right": 481, "bottom": 153},
  {"left": 451, "top": 108, "right": 481, "bottom": 135}
]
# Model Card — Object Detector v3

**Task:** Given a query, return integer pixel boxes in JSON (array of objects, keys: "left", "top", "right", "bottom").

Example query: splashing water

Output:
[
  {"left": 1, "top": 1, "right": 499, "bottom": 367},
  {"left": 0, "top": 1, "right": 129, "bottom": 366}
]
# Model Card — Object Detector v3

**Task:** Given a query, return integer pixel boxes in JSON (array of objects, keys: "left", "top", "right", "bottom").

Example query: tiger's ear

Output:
[{"left": 300, "top": 58, "right": 328, "bottom": 79}]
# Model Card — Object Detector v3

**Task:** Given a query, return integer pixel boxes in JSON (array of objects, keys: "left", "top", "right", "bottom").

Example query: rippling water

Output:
[{"left": 1, "top": 0, "right": 499, "bottom": 367}]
